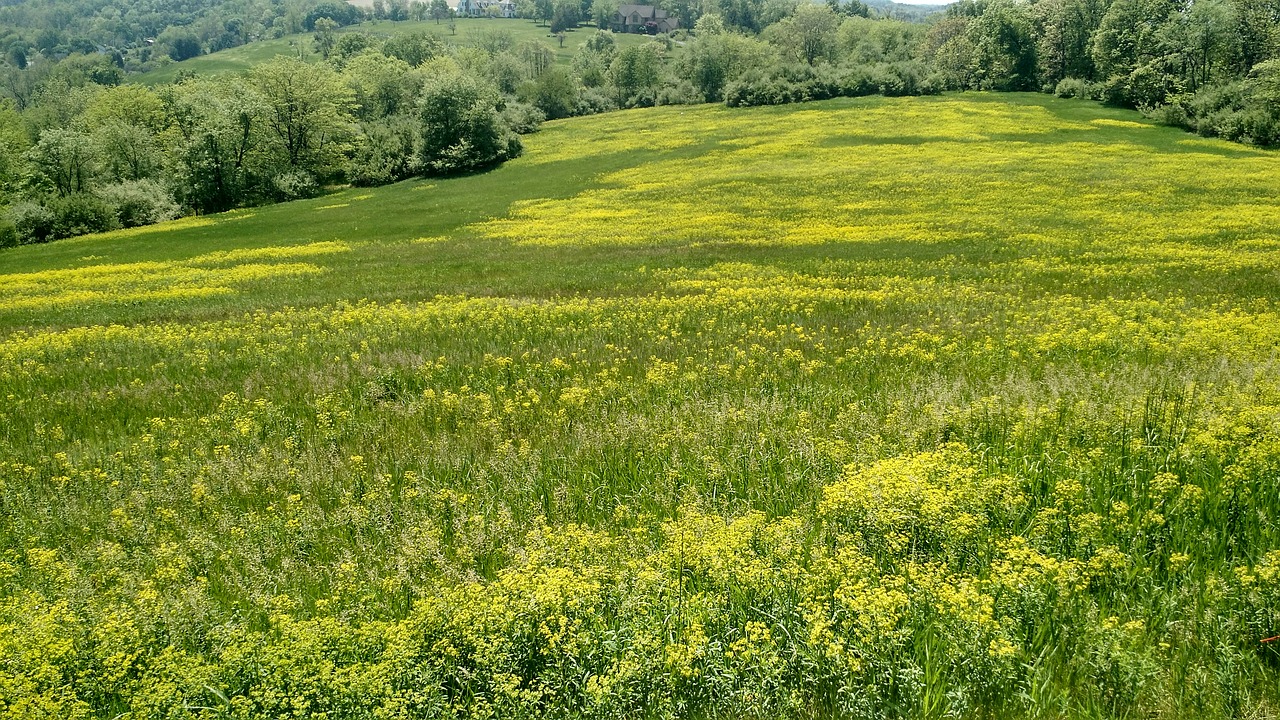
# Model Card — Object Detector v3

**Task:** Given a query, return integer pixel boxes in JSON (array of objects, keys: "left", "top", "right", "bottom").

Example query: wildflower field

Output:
[{"left": 2, "top": 93, "right": 1280, "bottom": 719}]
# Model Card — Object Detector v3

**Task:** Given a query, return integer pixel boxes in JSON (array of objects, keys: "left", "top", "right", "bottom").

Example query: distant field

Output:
[
  {"left": 3, "top": 94, "right": 1279, "bottom": 718},
  {"left": 136, "top": 17, "right": 654, "bottom": 85}
]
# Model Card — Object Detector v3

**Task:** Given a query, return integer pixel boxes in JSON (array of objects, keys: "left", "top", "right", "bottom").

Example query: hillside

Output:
[
  {"left": 134, "top": 17, "right": 652, "bottom": 85},
  {"left": 3, "top": 94, "right": 1280, "bottom": 718}
]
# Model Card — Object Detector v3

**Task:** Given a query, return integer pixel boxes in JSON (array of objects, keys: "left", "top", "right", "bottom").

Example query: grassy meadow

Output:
[
  {"left": 135, "top": 18, "right": 652, "bottom": 85},
  {"left": 2, "top": 93, "right": 1280, "bottom": 718}
]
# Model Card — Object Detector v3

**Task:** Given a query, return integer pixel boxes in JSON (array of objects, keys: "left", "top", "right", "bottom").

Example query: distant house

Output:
[
  {"left": 449, "top": 0, "right": 516, "bottom": 17},
  {"left": 612, "top": 4, "right": 679, "bottom": 33}
]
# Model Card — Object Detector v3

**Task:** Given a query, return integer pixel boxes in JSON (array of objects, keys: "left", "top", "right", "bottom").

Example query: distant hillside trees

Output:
[
  {"left": 550, "top": 0, "right": 583, "bottom": 33},
  {"left": 3, "top": 0, "right": 1280, "bottom": 247},
  {"left": 306, "top": 1, "right": 367, "bottom": 30},
  {"left": 0, "top": 42, "right": 538, "bottom": 246},
  {"left": 163, "top": 31, "right": 204, "bottom": 62}
]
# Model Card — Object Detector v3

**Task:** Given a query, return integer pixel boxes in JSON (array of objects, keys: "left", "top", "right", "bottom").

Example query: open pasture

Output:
[{"left": 2, "top": 94, "right": 1279, "bottom": 719}]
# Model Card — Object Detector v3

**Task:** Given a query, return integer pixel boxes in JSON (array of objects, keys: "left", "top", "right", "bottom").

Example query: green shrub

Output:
[
  {"left": 1239, "top": 107, "right": 1280, "bottom": 146},
  {"left": 526, "top": 66, "right": 579, "bottom": 120},
  {"left": 48, "top": 192, "right": 120, "bottom": 239},
  {"left": 1054, "top": 77, "right": 1090, "bottom": 99},
  {"left": 0, "top": 215, "right": 16, "bottom": 248},
  {"left": 725, "top": 62, "right": 937, "bottom": 108},
  {"left": 96, "top": 179, "right": 181, "bottom": 228},
  {"left": 349, "top": 115, "right": 422, "bottom": 187},
  {"left": 6, "top": 199, "right": 55, "bottom": 244},
  {"left": 656, "top": 79, "right": 704, "bottom": 106},
  {"left": 500, "top": 101, "right": 546, "bottom": 134},
  {"left": 269, "top": 171, "right": 321, "bottom": 202},
  {"left": 1149, "top": 79, "right": 1280, "bottom": 147},
  {"left": 418, "top": 64, "right": 522, "bottom": 175},
  {"left": 574, "top": 88, "right": 617, "bottom": 116},
  {"left": 871, "top": 61, "right": 929, "bottom": 96}
]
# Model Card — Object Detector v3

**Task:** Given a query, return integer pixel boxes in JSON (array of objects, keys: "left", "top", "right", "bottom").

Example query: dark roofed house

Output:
[{"left": 612, "top": 4, "right": 679, "bottom": 34}]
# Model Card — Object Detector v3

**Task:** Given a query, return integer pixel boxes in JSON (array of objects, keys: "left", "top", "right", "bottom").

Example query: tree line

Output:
[
  {"left": 2, "top": 0, "right": 1279, "bottom": 247},
  {"left": 0, "top": 0, "right": 370, "bottom": 73},
  {"left": 0, "top": 34, "right": 533, "bottom": 246}
]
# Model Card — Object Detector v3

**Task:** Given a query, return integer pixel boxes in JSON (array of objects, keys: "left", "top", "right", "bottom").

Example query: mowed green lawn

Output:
[
  {"left": 3, "top": 94, "right": 1280, "bottom": 719},
  {"left": 135, "top": 17, "right": 654, "bottom": 85}
]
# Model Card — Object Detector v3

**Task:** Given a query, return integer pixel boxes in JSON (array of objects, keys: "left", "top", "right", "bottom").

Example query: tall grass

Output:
[{"left": 1, "top": 94, "right": 1279, "bottom": 719}]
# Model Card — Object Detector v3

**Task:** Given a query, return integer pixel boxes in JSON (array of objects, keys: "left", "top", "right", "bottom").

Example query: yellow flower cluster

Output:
[{"left": 0, "top": 241, "right": 348, "bottom": 313}]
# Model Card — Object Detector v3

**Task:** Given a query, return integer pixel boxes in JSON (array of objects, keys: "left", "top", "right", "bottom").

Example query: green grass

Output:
[
  {"left": 2, "top": 93, "right": 1280, "bottom": 719},
  {"left": 135, "top": 17, "right": 653, "bottom": 85}
]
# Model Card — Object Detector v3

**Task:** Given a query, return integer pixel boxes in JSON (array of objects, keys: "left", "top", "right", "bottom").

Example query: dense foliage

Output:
[
  {"left": 0, "top": 38, "right": 537, "bottom": 246},
  {"left": 0, "top": 0, "right": 369, "bottom": 70},
  {"left": 1, "top": 96, "right": 1279, "bottom": 718}
]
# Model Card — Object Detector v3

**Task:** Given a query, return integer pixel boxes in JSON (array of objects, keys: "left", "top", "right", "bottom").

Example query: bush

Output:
[
  {"left": 487, "top": 52, "right": 526, "bottom": 95},
  {"left": 6, "top": 200, "right": 55, "bottom": 244},
  {"left": 871, "top": 61, "right": 926, "bottom": 97},
  {"left": 1239, "top": 107, "right": 1280, "bottom": 146},
  {"left": 333, "top": 32, "right": 379, "bottom": 65},
  {"left": 96, "top": 180, "right": 181, "bottom": 228},
  {"left": 270, "top": 171, "right": 321, "bottom": 202},
  {"left": 836, "top": 65, "right": 877, "bottom": 97},
  {"left": 501, "top": 101, "right": 546, "bottom": 134},
  {"left": 349, "top": 115, "right": 422, "bottom": 187},
  {"left": 726, "top": 64, "right": 884, "bottom": 108},
  {"left": 1149, "top": 96, "right": 1191, "bottom": 130},
  {"left": 723, "top": 62, "right": 943, "bottom": 108},
  {"left": 1148, "top": 80, "right": 1280, "bottom": 148},
  {"left": 1099, "top": 74, "right": 1132, "bottom": 107},
  {"left": 0, "top": 216, "right": 16, "bottom": 249},
  {"left": 574, "top": 88, "right": 617, "bottom": 116},
  {"left": 48, "top": 193, "right": 120, "bottom": 239},
  {"left": 918, "top": 72, "right": 948, "bottom": 96},
  {"left": 656, "top": 79, "right": 704, "bottom": 106},
  {"left": 627, "top": 87, "right": 658, "bottom": 108},
  {"left": 418, "top": 66, "right": 523, "bottom": 175},
  {"left": 383, "top": 32, "right": 444, "bottom": 67},
  {"left": 1126, "top": 61, "right": 1178, "bottom": 109},
  {"left": 526, "top": 66, "right": 580, "bottom": 120},
  {"left": 1054, "top": 77, "right": 1090, "bottom": 99}
]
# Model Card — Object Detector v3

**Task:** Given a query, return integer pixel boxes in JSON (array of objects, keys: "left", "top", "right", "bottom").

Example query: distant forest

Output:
[{"left": 1, "top": 0, "right": 1278, "bottom": 246}]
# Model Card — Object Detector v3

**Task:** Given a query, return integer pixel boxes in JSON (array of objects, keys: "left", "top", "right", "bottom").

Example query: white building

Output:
[{"left": 448, "top": 0, "right": 517, "bottom": 17}]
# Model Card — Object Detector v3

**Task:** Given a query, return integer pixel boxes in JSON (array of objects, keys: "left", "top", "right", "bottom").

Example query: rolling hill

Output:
[{"left": 135, "top": 17, "right": 653, "bottom": 85}]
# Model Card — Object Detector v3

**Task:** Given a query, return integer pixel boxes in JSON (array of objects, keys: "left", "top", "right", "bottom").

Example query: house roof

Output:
[{"left": 617, "top": 4, "right": 668, "bottom": 19}]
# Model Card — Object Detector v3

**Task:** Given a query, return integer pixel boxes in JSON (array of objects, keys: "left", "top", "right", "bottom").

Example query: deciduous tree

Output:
[
  {"left": 314, "top": 17, "right": 339, "bottom": 59},
  {"left": 418, "top": 61, "right": 522, "bottom": 173},
  {"left": 250, "top": 57, "right": 355, "bottom": 179},
  {"left": 764, "top": 3, "right": 839, "bottom": 65},
  {"left": 26, "top": 128, "right": 99, "bottom": 196},
  {"left": 607, "top": 42, "right": 663, "bottom": 105}
]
